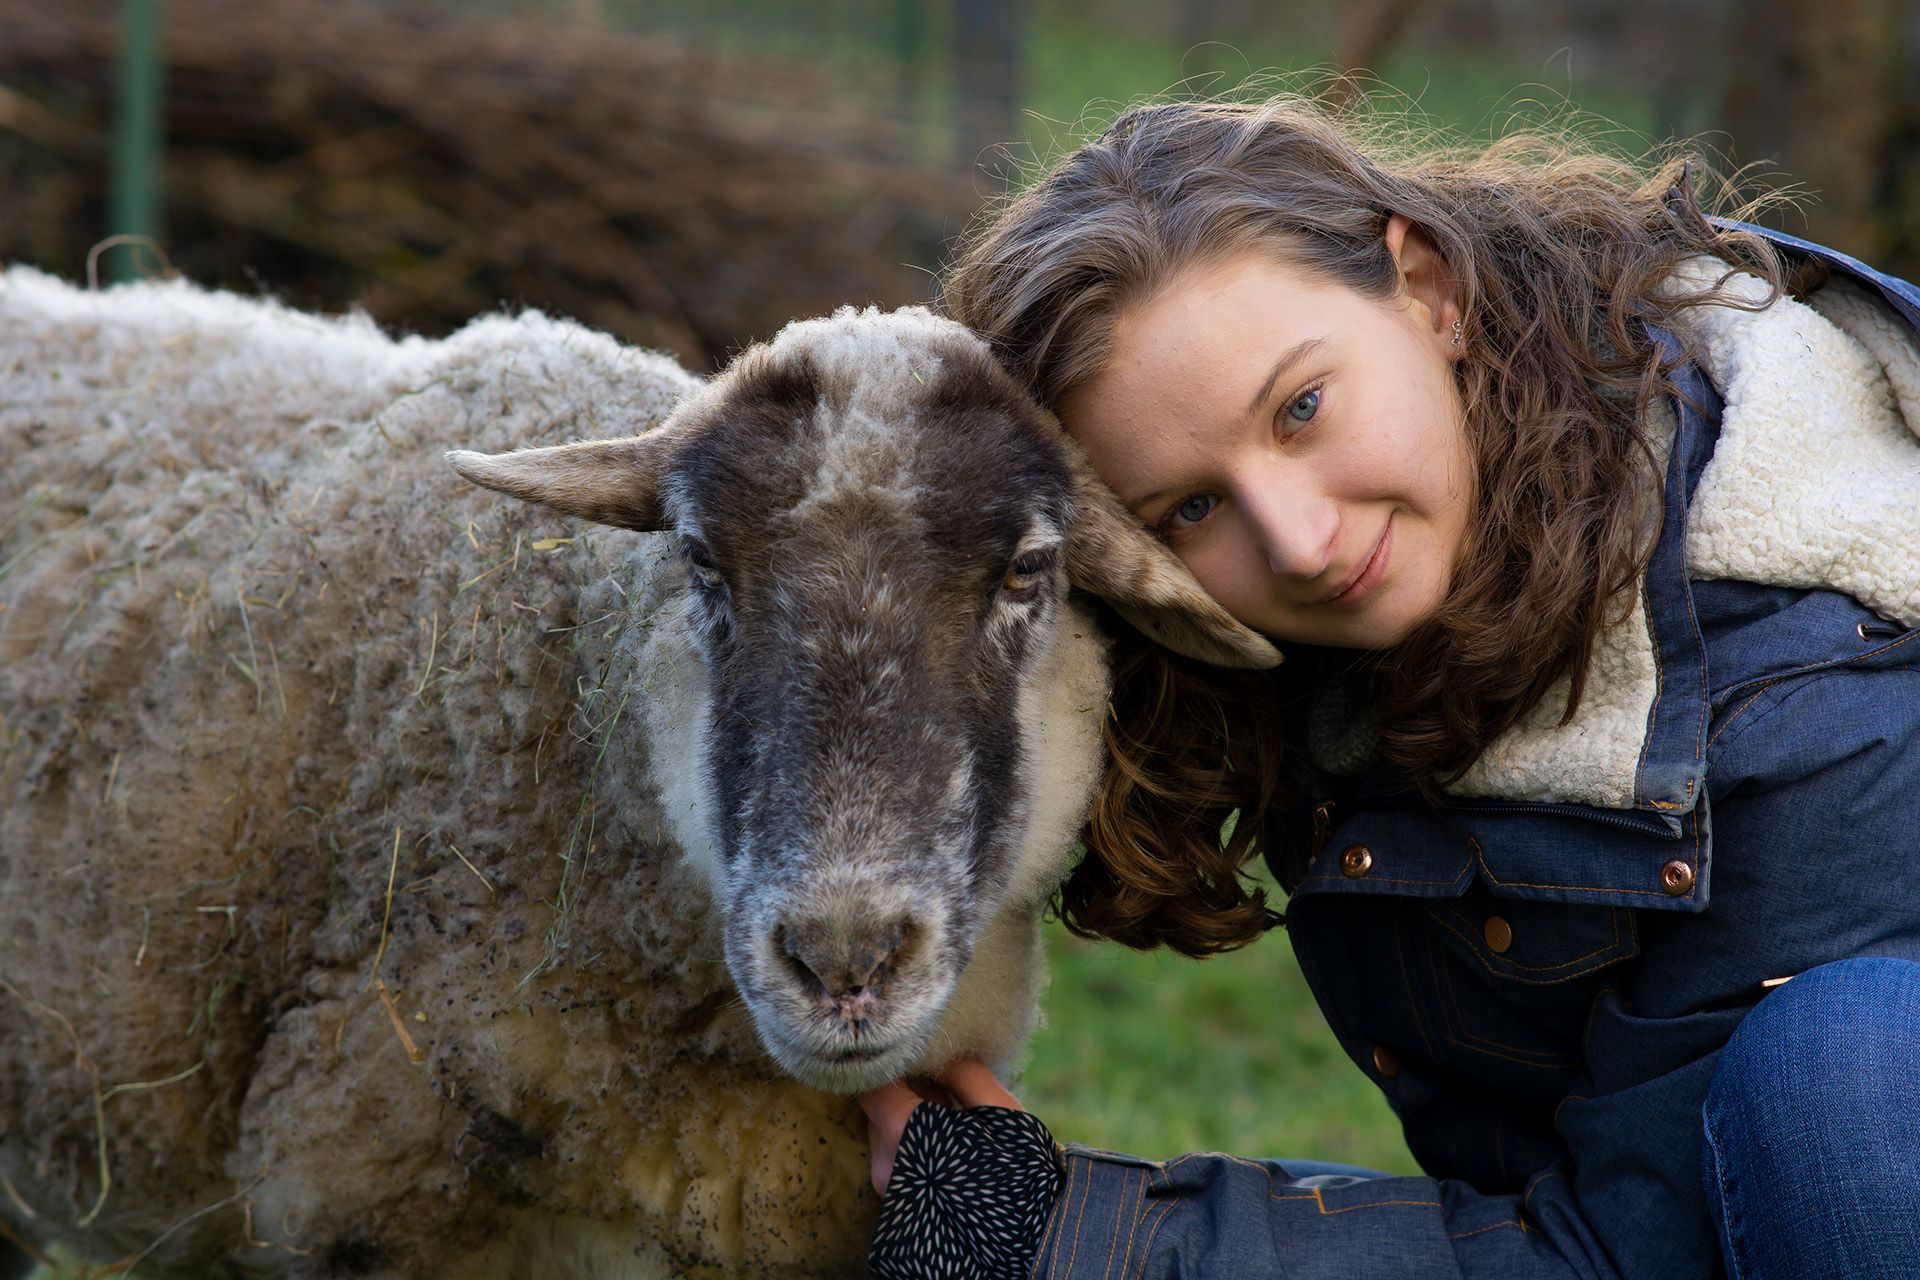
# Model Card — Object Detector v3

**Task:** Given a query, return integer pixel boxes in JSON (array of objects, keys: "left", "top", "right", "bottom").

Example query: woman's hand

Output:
[{"left": 857, "top": 1057, "right": 1024, "bottom": 1197}]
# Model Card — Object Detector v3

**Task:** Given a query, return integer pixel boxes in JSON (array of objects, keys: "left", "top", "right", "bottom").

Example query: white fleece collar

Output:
[{"left": 1446, "top": 265, "right": 1920, "bottom": 808}]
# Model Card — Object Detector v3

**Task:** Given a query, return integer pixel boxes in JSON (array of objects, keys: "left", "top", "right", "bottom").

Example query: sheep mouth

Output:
[{"left": 825, "top": 1043, "right": 891, "bottom": 1063}]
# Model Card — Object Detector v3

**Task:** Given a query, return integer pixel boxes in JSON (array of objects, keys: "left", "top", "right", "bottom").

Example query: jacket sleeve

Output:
[{"left": 1031, "top": 1145, "right": 1626, "bottom": 1280}]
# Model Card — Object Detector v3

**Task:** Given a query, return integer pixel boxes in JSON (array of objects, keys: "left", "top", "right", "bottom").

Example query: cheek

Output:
[{"left": 1176, "top": 524, "right": 1264, "bottom": 608}]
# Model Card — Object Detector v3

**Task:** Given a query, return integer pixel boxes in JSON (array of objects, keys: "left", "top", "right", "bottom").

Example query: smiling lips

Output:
[{"left": 1316, "top": 518, "right": 1393, "bottom": 606}]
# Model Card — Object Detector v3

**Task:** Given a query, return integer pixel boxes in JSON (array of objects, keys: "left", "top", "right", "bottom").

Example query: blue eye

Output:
[
  {"left": 1286, "top": 387, "right": 1321, "bottom": 424},
  {"left": 1167, "top": 493, "right": 1217, "bottom": 531}
]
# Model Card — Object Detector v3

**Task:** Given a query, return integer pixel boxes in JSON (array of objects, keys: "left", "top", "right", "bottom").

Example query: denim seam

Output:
[
  {"left": 1473, "top": 805, "right": 1702, "bottom": 902},
  {"left": 1134, "top": 1199, "right": 1179, "bottom": 1280},
  {"left": 1706, "top": 679, "right": 1782, "bottom": 752},
  {"left": 1062, "top": 1150, "right": 1097, "bottom": 1279},
  {"left": 1700, "top": 1106, "right": 1749, "bottom": 1280},
  {"left": 1268, "top": 1189, "right": 1444, "bottom": 1214},
  {"left": 1098, "top": 1168, "right": 1137, "bottom": 1280},
  {"left": 1521, "top": 1167, "right": 1564, "bottom": 1220},
  {"left": 1033, "top": 1154, "right": 1075, "bottom": 1276},
  {"left": 1474, "top": 843, "right": 1695, "bottom": 899},
  {"left": 1450, "top": 1219, "right": 1527, "bottom": 1241},
  {"left": 1112, "top": 1167, "right": 1148, "bottom": 1280},
  {"left": 1431, "top": 933, "right": 1579, "bottom": 1069},
  {"left": 1721, "top": 621, "right": 1920, "bottom": 692},
  {"left": 1634, "top": 577, "right": 1667, "bottom": 808},
  {"left": 1394, "top": 902, "right": 1441, "bottom": 1061}
]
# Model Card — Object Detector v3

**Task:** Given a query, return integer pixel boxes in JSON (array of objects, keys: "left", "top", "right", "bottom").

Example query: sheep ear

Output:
[
  {"left": 1062, "top": 452, "right": 1283, "bottom": 670},
  {"left": 447, "top": 434, "right": 677, "bottom": 531}
]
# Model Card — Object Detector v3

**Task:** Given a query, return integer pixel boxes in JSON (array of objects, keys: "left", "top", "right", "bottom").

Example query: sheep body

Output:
[{"left": 0, "top": 268, "right": 890, "bottom": 1278}]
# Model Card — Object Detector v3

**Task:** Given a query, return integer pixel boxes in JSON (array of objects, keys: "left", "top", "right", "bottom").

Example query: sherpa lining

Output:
[{"left": 1447, "top": 266, "right": 1920, "bottom": 807}]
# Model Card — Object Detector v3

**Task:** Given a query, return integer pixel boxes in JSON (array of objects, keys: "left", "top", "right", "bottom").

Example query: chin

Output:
[{"left": 760, "top": 1023, "right": 932, "bottom": 1095}]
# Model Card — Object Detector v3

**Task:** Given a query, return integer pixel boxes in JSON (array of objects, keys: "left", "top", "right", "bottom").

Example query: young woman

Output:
[{"left": 859, "top": 97, "right": 1920, "bottom": 1279}]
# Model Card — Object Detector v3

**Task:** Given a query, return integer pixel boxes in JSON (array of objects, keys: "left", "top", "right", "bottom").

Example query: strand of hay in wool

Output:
[
  {"left": 519, "top": 683, "right": 630, "bottom": 989},
  {"left": 100, "top": 1060, "right": 207, "bottom": 1104},
  {"left": 97, "top": 1174, "right": 270, "bottom": 1280},
  {"left": 0, "top": 975, "right": 111, "bottom": 1227},
  {"left": 240, "top": 1199, "right": 312, "bottom": 1259},
  {"left": 0, "top": 1170, "right": 39, "bottom": 1223},
  {"left": 366, "top": 825, "right": 403, "bottom": 989},
  {"left": 444, "top": 842, "right": 496, "bottom": 895},
  {"left": 373, "top": 978, "right": 423, "bottom": 1064},
  {"left": 411, "top": 611, "right": 439, "bottom": 701}
]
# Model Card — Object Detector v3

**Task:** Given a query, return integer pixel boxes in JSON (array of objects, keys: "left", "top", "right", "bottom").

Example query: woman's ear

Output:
[{"left": 1384, "top": 212, "right": 1464, "bottom": 360}]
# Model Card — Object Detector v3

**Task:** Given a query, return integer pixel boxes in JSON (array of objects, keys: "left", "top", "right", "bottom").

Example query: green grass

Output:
[{"left": 1021, "top": 911, "right": 1419, "bottom": 1174}]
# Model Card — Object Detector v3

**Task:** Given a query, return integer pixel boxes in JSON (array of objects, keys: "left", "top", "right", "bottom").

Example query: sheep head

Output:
[{"left": 450, "top": 306, "right": 1277, "bottom": 1092}]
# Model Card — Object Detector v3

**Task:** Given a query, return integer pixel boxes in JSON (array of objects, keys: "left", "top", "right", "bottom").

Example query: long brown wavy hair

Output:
[{"left": 942, "top": 93, "right": 1788, "bottom": 956}]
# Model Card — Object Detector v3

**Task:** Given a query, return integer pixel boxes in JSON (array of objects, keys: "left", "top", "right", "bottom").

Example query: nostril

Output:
[
  {"left": 773, "top": 924, "right": 825, "bottom": 995},
  {"left": 771, "top": 915, "right": 920, "bottom": 1003}
]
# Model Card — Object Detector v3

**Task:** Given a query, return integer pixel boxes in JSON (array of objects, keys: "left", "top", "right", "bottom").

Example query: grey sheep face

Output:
[{"left": 451, "top": 306, "right": 1278, "bottom": 1092}]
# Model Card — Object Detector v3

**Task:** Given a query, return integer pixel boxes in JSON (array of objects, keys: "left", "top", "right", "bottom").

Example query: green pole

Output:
[{"left": 108, "top": 0, "right": 165, "bottom": 284}]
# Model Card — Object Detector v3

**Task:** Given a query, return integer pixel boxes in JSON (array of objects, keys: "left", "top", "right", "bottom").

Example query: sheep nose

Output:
[{"left": 773, "top": 917, "right": 914, "bottom": 1020}]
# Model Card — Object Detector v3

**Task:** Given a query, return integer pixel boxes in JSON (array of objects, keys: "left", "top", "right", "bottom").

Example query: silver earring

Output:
[{"left": 1451, "top": 319, "right": 1464, "bottom": 349}]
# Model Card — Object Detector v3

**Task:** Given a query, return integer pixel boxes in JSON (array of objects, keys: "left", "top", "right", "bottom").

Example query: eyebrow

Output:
[
  {"left": 1118, "top": 335, "right": 1330, "bottom": 514},
  {"left": 1243, "top": 336, "right": 1328, "bottom": 416}
]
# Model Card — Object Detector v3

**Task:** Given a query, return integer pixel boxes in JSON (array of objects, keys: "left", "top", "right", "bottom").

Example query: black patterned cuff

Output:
[{"left": 868, "top": 1103, "right": 1065, "bottom": 1280}]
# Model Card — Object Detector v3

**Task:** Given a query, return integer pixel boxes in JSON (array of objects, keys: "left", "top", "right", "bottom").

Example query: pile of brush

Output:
[{"left": 0, "top": 0, "right": 981, "bottom": 369}]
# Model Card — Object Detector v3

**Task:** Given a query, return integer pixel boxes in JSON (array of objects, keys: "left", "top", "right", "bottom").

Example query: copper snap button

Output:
[
  {"left": 1339, "top": 844, "right": 1373, "bottom": 878},
  {"left": 1858, "top": 620, "right": 1873, "bottom": 641},
  {"left": 1483, "top": 916, "right": 1513, "bottom": 954},
  {"left": 1660, "top": 859, "right": 1695, "bottom": 896},
  {"left": 1371, "top": 1044, "right": 1400, "bottom": 1078}
]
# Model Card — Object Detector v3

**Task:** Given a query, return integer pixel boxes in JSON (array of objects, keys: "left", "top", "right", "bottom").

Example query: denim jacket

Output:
[{"left": 1028, "top": 227, "right": 1920, "bottom": 1280}]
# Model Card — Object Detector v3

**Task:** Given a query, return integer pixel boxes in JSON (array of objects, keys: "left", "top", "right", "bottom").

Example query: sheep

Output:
[{"left": 0, "top": 265, "right": 1277, "bottom": 1280}]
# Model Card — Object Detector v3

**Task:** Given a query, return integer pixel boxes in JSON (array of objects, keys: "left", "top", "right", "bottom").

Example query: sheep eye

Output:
[{"left": 999, "top": 549, "right": 1053, "bottom": 599}]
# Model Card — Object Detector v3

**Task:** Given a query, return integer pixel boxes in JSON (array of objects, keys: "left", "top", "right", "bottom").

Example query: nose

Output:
[
  {"left": 773, "top": 913, "right": 918, "bottom": 1026},
  {"left": 1236, "top": 466, "right": 1337, "bottom": 581}
]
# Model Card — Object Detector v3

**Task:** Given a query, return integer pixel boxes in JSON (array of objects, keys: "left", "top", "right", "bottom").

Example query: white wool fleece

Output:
[{"left": 1450, "top": 267, "right": 1920, "bottom": 807}]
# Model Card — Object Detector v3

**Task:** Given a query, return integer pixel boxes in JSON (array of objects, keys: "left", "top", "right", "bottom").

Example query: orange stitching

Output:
[
  {"left": 1035, "top": 1154, "right": 1078, "bottom": 1276},
  {"left": 1114, "top": 1167, "right": 1148, "bottom": 1280},
  {"left": 1063, "top": 1153, "right": 1094, "bottom": 1277},
  {"left": 1707, "top": 680, "right": 1781, "bottom": 750},
  {"left": 1450, "top": 1219, "right": 1527, "bottom": 1240},
  {"left": 1268, "top": 1185, "right": 1442, "bottom": 1214},
  {"left": 1475, "top": 847, "right": 1696, "bottom": 898},
  {"left": 1098, "top": 1168, "right": 1135, "bottom": 1280},
  {"left": 1431, "top": 937, "right": 1578, "bottom": 1068},
  {"left": 1522, "top": 1167, "right": 1565, "bottom": 1214},
  {"left": 1134, "top": 1199, "right": 1179, "bottom": 1280},
  {"left": 1722, "top": 625, "right": 1920, "bottom": 691}
]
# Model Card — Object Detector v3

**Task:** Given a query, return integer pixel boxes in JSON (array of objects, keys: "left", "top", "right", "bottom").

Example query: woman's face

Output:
[{"left": 1058, "top": 233, "right": 1473, "bottom": 650}]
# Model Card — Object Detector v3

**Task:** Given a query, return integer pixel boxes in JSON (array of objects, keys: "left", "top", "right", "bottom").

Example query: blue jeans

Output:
[{"left": 1702, "top": 956, "right": 1920, "bottom": 1279}]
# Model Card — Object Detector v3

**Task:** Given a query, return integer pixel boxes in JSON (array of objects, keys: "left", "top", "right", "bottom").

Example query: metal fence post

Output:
[{"left": 109, "top": 0, "right": 165, "bottom": 283}]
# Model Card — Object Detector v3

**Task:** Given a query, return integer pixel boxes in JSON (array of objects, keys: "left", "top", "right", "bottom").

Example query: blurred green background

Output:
[
  {"left": 4, "top": 0, "right": 1915, "bottom": 372},
  {"left": 5, "top": 0, "right": 1916, "bottom": 1272}
]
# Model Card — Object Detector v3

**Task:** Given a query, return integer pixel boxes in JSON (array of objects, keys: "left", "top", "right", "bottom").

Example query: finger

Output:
[
  {"left": 858, "top": 1081, "right": 924, "bottom": 1198},
  {"left": 858, "top": 1080, "right": 922, "bottom": 1130},
  {"left": 938, "top": 1056, "right": 1024, "bottom": 1111}
]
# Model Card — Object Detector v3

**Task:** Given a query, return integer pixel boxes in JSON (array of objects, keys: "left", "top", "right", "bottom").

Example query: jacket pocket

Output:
[{"left": 1423, "top": 880, "right": 1640, "bottom": 986}]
